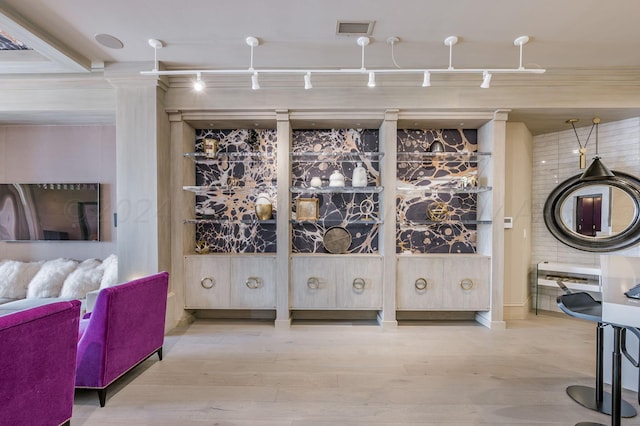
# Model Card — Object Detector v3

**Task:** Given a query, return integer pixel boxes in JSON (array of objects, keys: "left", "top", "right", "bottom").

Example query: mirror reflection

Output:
[{"left": 560, "top": 185, "right": 637, "bottom": 237}]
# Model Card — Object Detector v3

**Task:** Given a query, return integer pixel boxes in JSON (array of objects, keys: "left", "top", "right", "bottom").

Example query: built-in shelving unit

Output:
[{"left": 174, "top": 111, "right": 506, "bottom": 329}]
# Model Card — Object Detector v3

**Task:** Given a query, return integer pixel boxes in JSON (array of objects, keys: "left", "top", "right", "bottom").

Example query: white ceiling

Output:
[{"left": 1, "top": 0, "right": 640, "bottom": 133}]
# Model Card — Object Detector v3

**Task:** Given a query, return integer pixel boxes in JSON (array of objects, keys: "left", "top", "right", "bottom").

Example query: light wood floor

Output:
[{"left": 71, "top": 312, "right": 640, "bottom": 425}]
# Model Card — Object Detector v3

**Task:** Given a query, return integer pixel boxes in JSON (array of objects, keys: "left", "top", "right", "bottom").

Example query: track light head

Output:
[
  {"left": 480, "top": 71, "right": 492, "bottom": 89},
  {"left": 251, "top": 72, "right": 260, "bottom": 90},
  {"left": 193, "top": 73, "right": 205, "bottom": 91},
  {"left": 367, "top": 71, "right": 376, "bottom": 88},
  {"left": 422, "top": 71, "right": 431, "bottom": 87},
  {"left": 304, "top": 72, "right": 312, "bottom": 90}
]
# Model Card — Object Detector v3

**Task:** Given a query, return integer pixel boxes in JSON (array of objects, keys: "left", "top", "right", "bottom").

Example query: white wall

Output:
[
  {"left": 531, "top": 117, "right": 640, "bottom": 311},
  {"left": 0, "top": 124, "right": 116, "bottom": 261}
]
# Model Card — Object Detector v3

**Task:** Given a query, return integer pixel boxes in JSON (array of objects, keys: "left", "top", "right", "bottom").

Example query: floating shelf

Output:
[
  {"left": 184, "top": 218, "right": 277, "bottom": 225},
  {"left": 290, "top": 186, "right": 383, "bottom": 194},
  {"left": 290, "top": 219, "right": 383, "bottom": 225},
  {"left": 183, "top": 184, "right": 276, "bottom": 194},
  {"left": 396, "top": 185, "right": 492, "bottom": 194},
  {"left": 398, "top": 219, "right": 492, "bottom": 226},
  {"left": 184, "top": 152, "right": 275, "bottom": 163},
  {"left": 290, "top": 152, "right": 384, "bottom": 162},
  {"left": 396, "top": 151, "right": 491, "bottom": 162}
]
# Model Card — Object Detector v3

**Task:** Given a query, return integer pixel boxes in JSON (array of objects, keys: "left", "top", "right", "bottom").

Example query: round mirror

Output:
[{"left": 544, "top": 171, "right": 640, "bottom": 252}]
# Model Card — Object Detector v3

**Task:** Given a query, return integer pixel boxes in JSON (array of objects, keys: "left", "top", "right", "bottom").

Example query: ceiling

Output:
[{"left": 1, "top": 0, "right": 640, "bottom": 134}]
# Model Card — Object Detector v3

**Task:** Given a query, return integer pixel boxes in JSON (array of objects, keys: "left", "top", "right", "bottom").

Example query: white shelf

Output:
[
  {"left": 537, "top": 261, "right": 601, "bottom": 277},
  {"left": 538, "top": 278, "right": 601, "bottom": 293}
]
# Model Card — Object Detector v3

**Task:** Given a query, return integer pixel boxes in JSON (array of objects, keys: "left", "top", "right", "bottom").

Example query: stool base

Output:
[{"left": 567, "top": 385, "right": 637, "bottom": 417}]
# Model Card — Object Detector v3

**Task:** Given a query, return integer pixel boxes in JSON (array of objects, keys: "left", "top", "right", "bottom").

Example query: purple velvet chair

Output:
[
  {"left": 75, "top": 271, "right": 169, "bottom": 407},
  {"left": 0, "top": 300, "right": 81, "bottom": 426}
]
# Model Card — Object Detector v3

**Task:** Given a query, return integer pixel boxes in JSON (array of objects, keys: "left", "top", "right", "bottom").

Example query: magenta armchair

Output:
[
  {"left": 75, "top": 271, "right": 169, "bottom": 407},
  {"left": 0, "top": 300, "right": 81, "bottom": 426}
]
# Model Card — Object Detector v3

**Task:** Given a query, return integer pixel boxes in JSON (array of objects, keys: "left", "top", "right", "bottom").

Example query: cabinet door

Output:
[
  {"left": 337, "top": 257, "right": 383, "bottom": 309},
  {"left": 443, "top": 257, "right": 490, "bottom": 310},
  {"left": 184, "top": 256, "right": 231, "bottom": 308},
  {"left": 291, "top": 257, "right": 337, "bottom": 308},
  {"left": 230, "top": 256, "right": 276, "bottom": 309},
  {"left": 396, "top": 257, "right": 445, "bottom": 309}
]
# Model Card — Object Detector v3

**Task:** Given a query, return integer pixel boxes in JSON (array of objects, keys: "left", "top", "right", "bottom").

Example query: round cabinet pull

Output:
[
  {"left": 414, "top": 278, "right": 428, "bottom": 291},
  {"left": 307, "top": 277, "right": 320, "bottom": 289},
  {"left": 352, "top": 277, "right": 366, "bottom": 291},
  {"left": 460, "top": 278, "right": 474, "bottom": 291},
  {"left": 245, "top": 277, "right": 262, "bottom": 289},
  {"left": 200, "top": 277, "right": 215, "bottom": 289}
]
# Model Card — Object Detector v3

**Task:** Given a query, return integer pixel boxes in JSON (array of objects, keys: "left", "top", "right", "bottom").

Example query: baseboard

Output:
[{"left": 504, "top": 302, "right": 530, "bottom": 320}]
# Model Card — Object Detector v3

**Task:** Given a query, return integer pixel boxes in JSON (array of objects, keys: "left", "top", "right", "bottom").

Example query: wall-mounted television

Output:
[{"left": 0, "top": 183, "right": 100, "bottom": 241}]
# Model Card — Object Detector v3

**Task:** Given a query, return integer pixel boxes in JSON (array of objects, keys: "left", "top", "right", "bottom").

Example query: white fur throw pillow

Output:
[
  {"left": 99, "top": 254, "right": 118, "bottom": 289},
  {"left": 27, "top": 258, "right": 79, "bottom": 298},
  {"left": 60, "top": 258, "right": 104, "bottom": 299},
  {"left": 0, "top": 260, "right": 44, "bottom": 299}
]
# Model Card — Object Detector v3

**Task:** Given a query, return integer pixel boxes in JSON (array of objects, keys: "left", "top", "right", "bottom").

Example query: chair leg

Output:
[
  {"left": 157, "top": 346, "right": 163, "bottom": 361},
  {"left": 98, "top": 388, "right": 107, "bottom": 407}
]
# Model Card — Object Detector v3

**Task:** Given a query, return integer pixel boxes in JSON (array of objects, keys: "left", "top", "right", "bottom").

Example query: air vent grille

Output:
[{"left": 336, "top": 21, "right": 375, "bottom": 36}]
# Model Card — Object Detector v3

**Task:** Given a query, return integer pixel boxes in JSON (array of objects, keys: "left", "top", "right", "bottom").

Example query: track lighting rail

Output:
[{"left": 141, "top": 35, "right": 545, "bottom": 90}]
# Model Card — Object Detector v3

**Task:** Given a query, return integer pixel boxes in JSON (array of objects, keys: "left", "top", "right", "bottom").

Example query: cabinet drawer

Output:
[
  {"left": 184, "top": 256, "right": 231, "bottom": 308},
  {"left": 230, "top": 257, "right": 276, "bottom": 308},
  {"left": 397, "top": 257, "right": 444, "bottom": 310}
]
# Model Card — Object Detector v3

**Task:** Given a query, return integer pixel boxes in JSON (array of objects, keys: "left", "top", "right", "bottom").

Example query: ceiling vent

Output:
[{"left": 336, "top": 20, "right": 375, "bottom": 36}]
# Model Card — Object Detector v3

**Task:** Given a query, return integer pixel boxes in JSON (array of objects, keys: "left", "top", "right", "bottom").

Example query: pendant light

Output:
[{"left": 580, "top": 117, "right": 615, "bottom": 181}]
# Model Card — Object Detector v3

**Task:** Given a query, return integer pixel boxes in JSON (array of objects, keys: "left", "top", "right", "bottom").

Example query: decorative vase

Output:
[
  {"left": 255, "top": 192, "right": 273, "bottom": 220},
  {"left": 329, "top": 170, "right": 345, "bottom": 187},
  {"left": 351, "top": 162, "right": 367, "bottom": 187},
  {"left": 310, "top": 176, "right": 322, "bottom": 188},
  {"left": 428, "top": 139, "right": 445, "bottom": 153}
]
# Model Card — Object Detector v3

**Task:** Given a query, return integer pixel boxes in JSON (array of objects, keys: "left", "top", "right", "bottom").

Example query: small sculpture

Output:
[
  {"left": 329, "top": 170, "right": 345, "bottom": 187},
  {"left": 195, "top": 240, "right": 211, "bottom": 254},
  {"left": 310, "top": 176, "right": 322, "bottom": 188}
]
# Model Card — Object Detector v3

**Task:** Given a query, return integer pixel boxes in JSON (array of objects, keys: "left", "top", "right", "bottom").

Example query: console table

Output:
[{"left": 536, "top": 262, "right": 601, "bottom": 314}]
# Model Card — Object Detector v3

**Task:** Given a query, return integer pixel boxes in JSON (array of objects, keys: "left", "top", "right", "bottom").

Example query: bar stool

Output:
[{"left": 556, "top": 291, "right": 637, "bottom": 419}]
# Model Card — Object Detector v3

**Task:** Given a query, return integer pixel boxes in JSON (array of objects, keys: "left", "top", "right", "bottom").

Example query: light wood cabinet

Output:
[
  {"left": 397, "top": 255, "right": 490, "bottom": 311},
  {"left": 184, "top": 255, "right": 276, "bottom": 309},
  {"left": 291, "top": 255, "right": 383, "bottom": 309}
]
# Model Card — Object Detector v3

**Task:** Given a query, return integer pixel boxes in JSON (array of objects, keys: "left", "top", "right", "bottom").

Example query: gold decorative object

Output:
[
  {"left": 255, "top": 193, "right": 273, "bottom": 220},
  {"left": 427, "top": 201, "right": 450, "bottom": 221},
  {"left": 195, "top": 240, "right": 211, "bottom": 254},
  {"left": 323, "top": 226, "right": 352, "bottom": 254},
  {"left": 296, "top": 198, "right": 319, "bottom": 220},
  {"left": 203, "top": 138, "right": 218, "bottom": 158}
]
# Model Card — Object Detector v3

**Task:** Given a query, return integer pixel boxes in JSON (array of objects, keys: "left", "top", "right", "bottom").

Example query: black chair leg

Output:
[
  {"left": 157, "top": 346, "right": 163, "bottom": 361},
  {"left": 98, "top": 388, "right": 107, "bottom": 407}
]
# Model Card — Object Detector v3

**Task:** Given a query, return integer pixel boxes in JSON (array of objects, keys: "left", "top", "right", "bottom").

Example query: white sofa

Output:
[{"left": 0, "top": 255, "right": 117, "bottom": 313}]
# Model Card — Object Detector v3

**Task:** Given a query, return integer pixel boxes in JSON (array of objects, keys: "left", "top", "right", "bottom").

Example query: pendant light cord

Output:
[{"left": 570, "top": 121, "right": 595, "bottom": 150}]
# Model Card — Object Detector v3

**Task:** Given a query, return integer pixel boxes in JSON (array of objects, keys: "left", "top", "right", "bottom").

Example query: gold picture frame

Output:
[{"left": 296, "top": 198, "right": 319, "bottom": 220}]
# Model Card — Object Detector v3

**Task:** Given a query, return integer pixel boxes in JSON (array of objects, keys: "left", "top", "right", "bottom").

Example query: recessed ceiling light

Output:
[{"left": 95, "top": 33, "right": 124, "bottom": 49}]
